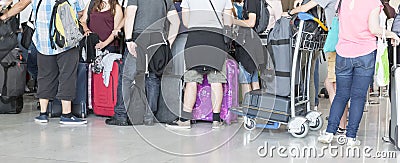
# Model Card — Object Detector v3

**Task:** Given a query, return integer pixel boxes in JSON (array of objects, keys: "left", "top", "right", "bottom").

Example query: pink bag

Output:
[{"left": 192, "top": 59, "right": 238, "bottom": 124}]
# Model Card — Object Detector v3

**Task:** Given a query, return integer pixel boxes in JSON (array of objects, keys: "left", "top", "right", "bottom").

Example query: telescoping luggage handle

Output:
[{"left": 394, "top": 40, "right": 398, "bottom": 70}]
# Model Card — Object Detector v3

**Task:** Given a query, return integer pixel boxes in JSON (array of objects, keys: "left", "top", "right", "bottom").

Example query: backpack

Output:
[
  {"left": 242, "top": 0, "right": 270, "bottom": 34},
  {"left": 49, "top": 0, "right": 83, "bottom": 49}
]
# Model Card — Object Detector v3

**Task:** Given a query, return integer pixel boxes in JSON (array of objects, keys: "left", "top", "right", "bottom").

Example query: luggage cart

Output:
[{"left": 230, "top": 12, "right": 328, "bottom": 138}]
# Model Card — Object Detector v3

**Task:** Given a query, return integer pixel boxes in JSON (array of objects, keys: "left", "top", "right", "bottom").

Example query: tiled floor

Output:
[{"left": 0, "top": 95, "right": 399, "bottom": 163}]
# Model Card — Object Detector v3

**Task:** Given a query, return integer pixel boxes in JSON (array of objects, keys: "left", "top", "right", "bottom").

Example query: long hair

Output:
[{"left": 92, "top": 0, "right": 118, "bottom": 16}]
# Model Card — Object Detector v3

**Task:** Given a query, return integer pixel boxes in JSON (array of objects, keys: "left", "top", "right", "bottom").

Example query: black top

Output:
[{"left": 243, "top": 0, "right": 260, "bottom": 31}]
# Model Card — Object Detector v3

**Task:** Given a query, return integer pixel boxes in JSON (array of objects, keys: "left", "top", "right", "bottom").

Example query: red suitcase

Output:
[{"left": 92, "top": 61, "right": 119, "bottom": 117}]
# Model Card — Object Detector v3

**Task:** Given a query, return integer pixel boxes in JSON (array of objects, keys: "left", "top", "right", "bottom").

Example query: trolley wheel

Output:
[
  {"left": 243, "top": 118, "right": 256, "bottom": 131},
  {"left": 290, "top": 123, "right": 309, "bottom": 138},
  {"left": 309, "top": 116, "right": 323, "bottom": 131}
]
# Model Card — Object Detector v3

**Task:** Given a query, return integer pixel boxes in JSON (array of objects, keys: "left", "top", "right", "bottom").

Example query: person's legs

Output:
[
  {"left": 319, "top": 54, "right": 353, "bottom": 143},
  {"left": 346, "top": 51, "right": 376, "bottom": 139},
  {"left": 314, "top": 56, "right": 320, "bottom": 107},
  {"left": 325, "top": 52, "right": 348, "bottom": 131},
  {"left": 309, "top": 52, "right": 319, "bottom": 108},
  {"left": 144, "top": 73, "right": 161, "bottom": 125},
  {"left": 35, "top": 53, "right": 58, "bottom": 123},
  {"left": 27, "top": 44, "right": 39, "bottom": 81},
  {"left": 250, "top": 71, "right": 260, "bottom": 90},
  {"left": 106, "top": 51, "right": 130, "bottom": 126},
  {"left": 166, "top": 70, "right": 202, "bottom": 129},
  {"left": 56, "top": 48, "right": 86, "bottom": 124},
  {"left": 208, "top": 67, "right": 227, "bottom": 128}
]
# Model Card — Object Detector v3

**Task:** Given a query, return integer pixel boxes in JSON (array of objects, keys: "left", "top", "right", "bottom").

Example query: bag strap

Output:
[
  {"left": 86, "top": 0, "right": 95, "bottom": 26},
  {"left": 335, "top": 0, "right": 343, "bottom": 14},
  {"left": 32, "top": 0, "right": 44, "bottom": 23},
  {"left": 208, "top": 0, "right": 224, "bottom": 28}
]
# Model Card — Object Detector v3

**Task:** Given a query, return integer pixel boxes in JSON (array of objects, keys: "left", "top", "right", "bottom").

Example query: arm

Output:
[
  {"left": 293, "top": 0, "right": 303, "bottom": 8},
  {"left": 233, "top": 13, "right": 255, "bottom": 27},
  {"left": 95, "top": 4, "right": 124, "bottom": 49},
  {"left": 368, "top": 7, "right": 399, "bottom": 41},
  {"left": 79, "top": 2, "right": 91, "bottom": 35},
  {"left": 166, "top": 9, "right": 180, "bottom": 46},
  {"left": 0, "top": 0, "right": 31, "bottom": 20},
  {"left": 289, "top": 0, "right": 318, "bottom": 15},
  {"left": 223, "top": 8, "right": 233, "bottom": 26},
  {"left": 124, "top": 5, "right": 138, "bottom": 56},
  {"left": 181, "top": 8, "right": 189, "bottom": 28}
]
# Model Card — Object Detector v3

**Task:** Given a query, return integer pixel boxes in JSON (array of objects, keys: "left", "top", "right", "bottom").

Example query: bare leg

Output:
[
  {"left": 211, "top": 83, "right": 223, "bottom": 113},
  {"left": 61, "top": 100, "right": 72, "bottom": 114},
  {"left": 183, "top": 82, "right": 197, "bottom": 113},
  {"left": 241, "top": 84, "right": 252, "bottom": 101},
  {"left": 39, "top": 99, "right": 49, "bottom": 113},
  {"left": 325, "top": 78, "right": 347, "bottom": 129},
  {"left": 251, "top": 82, "right": 260, "bottom": 90}
]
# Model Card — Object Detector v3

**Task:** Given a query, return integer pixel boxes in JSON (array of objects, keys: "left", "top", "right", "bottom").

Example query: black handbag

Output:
[
  {"left": 20, "top": 0, "right": 43, "bottom": 49},
  {"left": 0, "top": 15, "right": 19, "bottom": 55}
]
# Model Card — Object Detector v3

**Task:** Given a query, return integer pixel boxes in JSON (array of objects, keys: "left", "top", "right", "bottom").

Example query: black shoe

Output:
[{"left": 105, "top": 117, "right": 131, "bottom": 126}]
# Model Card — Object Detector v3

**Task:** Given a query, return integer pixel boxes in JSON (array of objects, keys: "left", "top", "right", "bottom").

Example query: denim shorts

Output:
[{"left": 238, "top": 63, "right": 259, "bottom": 84}]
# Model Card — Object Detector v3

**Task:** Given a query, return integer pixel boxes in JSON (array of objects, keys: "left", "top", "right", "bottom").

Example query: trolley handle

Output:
[{"left": 297, "top": 12, "right": 328, "bottom": 32}]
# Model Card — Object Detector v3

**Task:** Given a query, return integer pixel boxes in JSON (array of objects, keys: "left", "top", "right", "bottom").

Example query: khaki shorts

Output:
[
  {"left": 327, "top": 52, "right": 336, "bottom": 82},
  {"left": 184, "top": 61, "right": 227, "bottom": 84}
]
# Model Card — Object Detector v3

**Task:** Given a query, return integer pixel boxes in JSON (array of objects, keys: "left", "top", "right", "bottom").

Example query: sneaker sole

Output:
[
  {"left": 59, "top": 121, "right": 88, "bottom": 125},
  {"left": 34, "top": 119, "right": 49, "bottom": 123},
  {"left": 165, "top": 124, "right": 191, "bottom": 129}
]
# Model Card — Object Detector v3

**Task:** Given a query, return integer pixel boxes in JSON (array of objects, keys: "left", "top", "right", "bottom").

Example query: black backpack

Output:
[{"left": 242, "top": 0, "right": 270, "bottom": 34}]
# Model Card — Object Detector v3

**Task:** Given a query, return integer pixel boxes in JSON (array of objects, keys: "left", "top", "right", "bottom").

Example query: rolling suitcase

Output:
[
  {"left": 0, "top": 49, "right": 26, "bottom": 114},
  {"left": 47, "top": 62, "right": 88, "bottom": 118},
  {"left": 192, "top": 59, "right": 239, "bottom": 124},
  {"left": 389, "top": 45, "right": 400, "bottom": 150},
  {"left": 92, "top": 61, "right": 119, "bottom": 117}
]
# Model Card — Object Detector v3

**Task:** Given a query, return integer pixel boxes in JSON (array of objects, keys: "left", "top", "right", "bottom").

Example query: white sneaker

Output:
[
  {"left": 318, "top": 132, "right": 334, "bottom": 144},
  {"left": 346, "top": 137, "right": 361, "bottom": 147}
]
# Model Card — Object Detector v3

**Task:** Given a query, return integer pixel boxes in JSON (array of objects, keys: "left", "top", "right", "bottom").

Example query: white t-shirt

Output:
[{"left": 181, "top": 0, "right": 232, "bottom": 29}]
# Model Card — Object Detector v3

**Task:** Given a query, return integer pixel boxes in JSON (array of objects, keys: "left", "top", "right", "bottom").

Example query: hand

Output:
[
  {"left": 112, "top": 29, "right": 120, "bottom": 36},
  {"left": 84, "top": 30, "right": 92, "bottom": 36},
  {"left": 95, "top": 41, "right": 107, "bottom": 50},
  {"left": 282, "top": 12, "right": 290, "bottom": 17},
  {"left": 293, "top": 0, "right": 303, "bottom": 8},
  {"left": 391, "top": 36, "right": 400, "bottom": 46},
  {"left": 126, "top": 42, "right": 137, "bottom": 57}
]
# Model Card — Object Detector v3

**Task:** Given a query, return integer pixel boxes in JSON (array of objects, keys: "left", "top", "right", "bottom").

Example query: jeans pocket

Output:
[
  {"left": 335, "top": 54, "right": 347, "bottom": 70},
  {"left": 359, "top": 51, "right": 377, "bottom": 70}
]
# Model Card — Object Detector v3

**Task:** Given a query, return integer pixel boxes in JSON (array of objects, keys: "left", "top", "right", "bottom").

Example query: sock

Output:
[
  {"left": 40, "top": 112, "right": 48, "bottom": 116},
  {"left": 213, "top": 113, "right": 221, "bottom": 122},
  {"left": 62, "top": 113, "right": 73, "bottom": 118}
]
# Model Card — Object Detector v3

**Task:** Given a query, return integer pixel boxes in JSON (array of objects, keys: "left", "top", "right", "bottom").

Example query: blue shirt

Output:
[{"left": 32, "top": 0, "right": 84, "bottom": 55}]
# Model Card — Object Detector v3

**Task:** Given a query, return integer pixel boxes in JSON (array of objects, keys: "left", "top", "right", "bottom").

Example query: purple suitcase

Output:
[{"left": 192, "top": 59, "right": 238, "bottom": 124}]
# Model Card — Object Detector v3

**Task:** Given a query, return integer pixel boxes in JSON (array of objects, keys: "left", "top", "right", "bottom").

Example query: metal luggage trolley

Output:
[{"left": 230, "top": 12, "right": 328, "bottom": 138}]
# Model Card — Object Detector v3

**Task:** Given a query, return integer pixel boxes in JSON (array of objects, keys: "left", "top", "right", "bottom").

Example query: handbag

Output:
[
  {"left": 375, "top": 10, "right": 390, "bottom": 87},
  {"left": 20, "top": 0, "right": 43, "bottom": 49},
  {"left": 323, "top": 0, "right": 342, "bottom": 53}
]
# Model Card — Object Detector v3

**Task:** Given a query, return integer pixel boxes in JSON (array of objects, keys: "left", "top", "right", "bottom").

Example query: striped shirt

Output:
[{"left": 32, "top": 0, "right": 84, "bottom": 55}]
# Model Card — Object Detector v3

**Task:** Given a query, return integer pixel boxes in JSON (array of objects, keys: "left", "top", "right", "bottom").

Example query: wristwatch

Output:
[
  {"left": 288, "top": 10, "right": 293, "bottom": 16},
  {"left": 125, "top": 38, "right": 134, "bottom": 42}
]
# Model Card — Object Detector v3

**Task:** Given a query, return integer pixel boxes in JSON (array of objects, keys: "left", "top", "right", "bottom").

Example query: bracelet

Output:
[{"left": 125, "top": 38, "right": 134, "bottom": 42}]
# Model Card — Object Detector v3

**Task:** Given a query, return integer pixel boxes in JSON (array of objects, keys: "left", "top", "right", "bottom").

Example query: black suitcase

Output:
[
  {"left": 0, "top": 49, "right": 26, "bottom": 114},
  {"left": 241, "top": 90, "right": 306, "bottom": 123},
  {"left": 47, "top": 62, "right": 88, "bottom": 118},
  {"left": 0, "top": 96, "right": 24, "bottom": 114}
]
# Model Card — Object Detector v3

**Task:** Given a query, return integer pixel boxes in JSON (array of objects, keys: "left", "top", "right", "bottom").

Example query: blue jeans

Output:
[
  {"left": 27, "top": 44, "right": 39, "bottom": 80},
  {"left": 314, "top": 56, "right": 319, "bottom": 106},
  {"left": 326, "top": 51, "right": 376, "bottom": 138},
  {"left": 145, "top": 73, "right": 160, "bottom": 113},
  {"left": 113, "top": 49, "right": 127, "bottom": 121}
]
